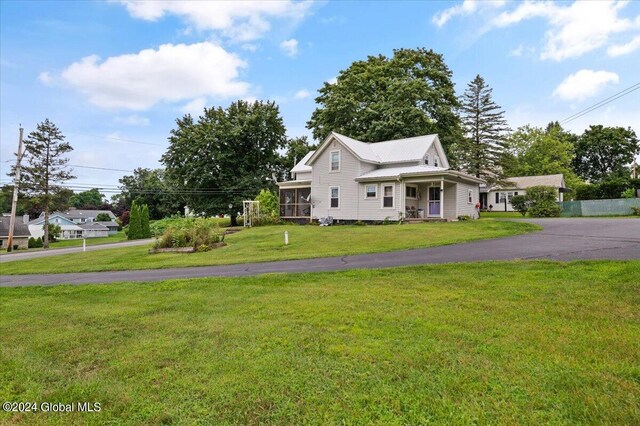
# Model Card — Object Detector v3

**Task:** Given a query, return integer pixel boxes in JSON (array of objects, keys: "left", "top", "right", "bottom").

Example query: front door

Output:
[{"left": 428, "top": 187, "right": 441, "bottom": 217}]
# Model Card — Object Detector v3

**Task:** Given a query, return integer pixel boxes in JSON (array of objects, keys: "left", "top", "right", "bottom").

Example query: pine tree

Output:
[
  {"left": 141, "top": 204, "right": 151, "bottom": 238},
  {"left": 457, "top": 75, "right": 510, "bottom": 183},
  {"left": 11, "top": 119, "right": 74, "bottom": 248},
  {"left": 128, "top": 201, "right": 141, "bottom": 240}
]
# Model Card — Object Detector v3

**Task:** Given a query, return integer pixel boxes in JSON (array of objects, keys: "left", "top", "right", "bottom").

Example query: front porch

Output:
[{"left": 402, "top": 179, "right": 457, "bottom": 220}]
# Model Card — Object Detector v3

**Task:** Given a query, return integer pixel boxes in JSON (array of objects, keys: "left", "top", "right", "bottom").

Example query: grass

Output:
[
  {"left": 481, "top": 211, "right": 527, "bottom": 218},
  {"left": 0, "top": 220, "right": 540, "bottom": 275},
  {"left": 1, "top": 260, "right": 638, "bottom": 424},
  {"left": 49, "top": 231, "right": 128, "bottom": 248}
]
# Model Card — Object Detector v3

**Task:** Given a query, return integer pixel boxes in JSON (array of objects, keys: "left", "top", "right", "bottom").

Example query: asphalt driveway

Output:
[{"left": 1, "top": 218, "right": 638, "bottom": 287}]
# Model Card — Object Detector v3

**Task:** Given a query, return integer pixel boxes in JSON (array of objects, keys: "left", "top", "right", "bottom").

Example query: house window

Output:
[
  {"left": 507, "top": 192, "right": 514, "bottom": 203},
  {"left": 424, "top": 154, "right": 429, "bottom": 165},
  {"left": 383, "top": 185, "right": 394, "bottom": 208},
  {"left": 330, "top": 186, "right": 340, "bottom": 208},
  {"left": 330, "top": 150, "right": 340, "bottom": 172},
  {"left": 495, "top": 193, "right": 499, "bottom": 204},
  {"left": 468, "top": 189, "right": 473, "bottom": 203},
  {"left": 434, "top": 156, "right": 439, "bottom": 167},
  {"left": 406, "top": 185, "right": 417, "bottom": 199},
  {"left": 365, "top": 184, "right": 377, "bottom": 199}
]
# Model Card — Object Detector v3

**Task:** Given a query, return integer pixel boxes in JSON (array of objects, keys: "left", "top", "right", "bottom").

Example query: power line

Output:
[
  {"left": 67, "top": 132, "right": 165, "bottom": 147},
  {"left": 559, "top": 82, "right": 640, "bottom": 125},
  {"left": 68, "top": 165, "right": 134, "bottom": 173}
]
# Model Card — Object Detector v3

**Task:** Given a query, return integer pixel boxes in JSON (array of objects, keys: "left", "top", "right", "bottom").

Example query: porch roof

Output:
[
  {"left": 355, "top": 166, "right": 484, "bottom": 184},
  {"left": 277, "top": 180, "right": 311, "bottom": 188}
]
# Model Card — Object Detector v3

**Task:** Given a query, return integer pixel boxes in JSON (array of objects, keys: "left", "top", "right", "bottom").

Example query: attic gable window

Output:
[
  {"left": 330, "top": 150, "right": 340, "bottom": 172},
  {"left": 434, "top": 156, "right": 439, "bottom": 167},
  {"left": 424, "top": 154, "right": 429, "bottom": 165}
]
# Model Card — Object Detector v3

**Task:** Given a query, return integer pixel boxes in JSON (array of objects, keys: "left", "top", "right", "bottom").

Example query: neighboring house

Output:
[
  {"left": 79, "top": 222, "right": 109, "bottom": 238},
  {"left": 35, "top": 208, "right": 119, "bottom": 236},
  {"left": 0, "top": 215, "right": 31, "bottom": 249},
  {"left": 277, "top": 132, "right": 484, "bottom": 222},
  {"left": 29, "top": 214, "right": 84, "bottom": 239},
  {"left": 480, "top": 174, "right": 566, "bottom": 212}
]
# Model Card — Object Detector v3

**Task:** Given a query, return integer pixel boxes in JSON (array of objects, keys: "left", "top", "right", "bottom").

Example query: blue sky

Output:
[{"left": 1, "top": 0, "right": 639, "bottom": 192}]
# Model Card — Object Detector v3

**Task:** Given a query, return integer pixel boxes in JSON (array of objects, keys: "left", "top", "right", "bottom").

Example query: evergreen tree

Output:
[
  {"left": 10, "top": 119, "right": 74, "bottom": 248},
  {"left": 456, "top": 75, "right": 510, "bottom": 183},
  {"left": 141, "top": 204, "right": 151, "bottom": 238},
  {"left": 128, "top": 201, "right": 141, "bottom": 240}
]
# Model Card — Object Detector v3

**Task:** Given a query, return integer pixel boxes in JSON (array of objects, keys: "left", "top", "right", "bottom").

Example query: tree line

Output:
[{"left": 5, "top": 48, "right": 639, "bottom": 242}]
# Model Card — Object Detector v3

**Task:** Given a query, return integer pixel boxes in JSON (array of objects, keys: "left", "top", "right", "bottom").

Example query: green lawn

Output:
[
  {"left": 49, "top": 231, "right": 128, "bottom": 248},
  {"left": 481, "top": 211, "right": 527, "bottom": 218},
  {"left": 1, "top": 220, "right": 539, "bottom": 275},
  {"left": 1, "top": 261, "right": 638, "bottom": 424}
]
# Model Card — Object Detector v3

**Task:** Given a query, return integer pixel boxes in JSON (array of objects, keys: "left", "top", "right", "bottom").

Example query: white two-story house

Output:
[{"left": 277, "top": 132, "right": 484, "bottom": 222}]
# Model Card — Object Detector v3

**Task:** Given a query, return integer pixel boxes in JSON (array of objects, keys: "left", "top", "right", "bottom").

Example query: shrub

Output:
[
  {"left": 621, "top": 188, "right": 636, "bottom": 198},
  {"left": 128, "top": 201, "right": 143, "bottom": 240},
  {"left": 35, "top": 237, "right": 43, "bottom": 248},
  {"left": 255, "top": 189, "right": 279, "bottom": 217},
  {"left": 631, "top": 207, "right": 640, "bottom": 216},
  {"left": 96, "top": 212, "right": 111, "bottom": 221},
  {"left": 526, "top": 186, "right": 561, "bottom": 217},
  {"left": 510, "top": 195, "right": 530, "bottom": 216},
  {"left": 28, "top": 237, "right": 36, "bottom": 248},
  {"left": 153, "top": 218, "right": 224, "bottom": 252},
  {"left": 141, "top": 204, "right": 151, "bottom": 238},
  {"left": 119, "top": 210, "right": 130, "bottom": 226},
  {"left": 47, "top": 224, "right": 61, "bottom": 242},
  {"left": 457, "top": 215, "right": 471, "bottom": 221}
]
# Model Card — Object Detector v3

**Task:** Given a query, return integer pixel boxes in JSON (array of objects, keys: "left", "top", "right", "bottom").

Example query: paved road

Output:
[
  {"left": 0, "top": 239, "right": 154, "bottom": 263},
  {"left": 1, "top": 219, "right": 638, "bottom": 287}
]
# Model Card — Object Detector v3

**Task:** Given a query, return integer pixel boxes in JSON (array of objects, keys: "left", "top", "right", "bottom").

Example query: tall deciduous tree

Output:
[
  {"left": 12, "top": 119, "right": 74, "bottom": 248},
  {"left": 572, "top": 125, "right": 639, "bottom": 182},
  {"left": 456, "top": 75, "right": 509, "bottom": 183},
  {"left": 503, "top": 123, "right": 581, "bottom": 191},
  {"left": 276, "top": 136, "right": 317, "bottom": 180},
  {"left": 118, "top": 168, "right": 183, "bottom": 220},
  {"left": 163, "top": 100, "right": 286, "bottom": 226},
  {"left": 69, "top": 188, "right": 105, "bottom": 209},
  {"left": 307, "top": 48, "right": 461, "bottom": 154}
]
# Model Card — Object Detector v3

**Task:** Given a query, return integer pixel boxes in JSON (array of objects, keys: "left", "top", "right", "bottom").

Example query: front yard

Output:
[
  {"left": 0, "top": 220, "right": 539, "bottom": 275},
  {"left": 1, "top": 260, "right": 638, "bottom": 424}
]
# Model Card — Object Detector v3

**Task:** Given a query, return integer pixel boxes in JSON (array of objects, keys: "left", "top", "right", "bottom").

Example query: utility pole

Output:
[{"left": 7, "top": 126, "right": 24, "bottom": 252}]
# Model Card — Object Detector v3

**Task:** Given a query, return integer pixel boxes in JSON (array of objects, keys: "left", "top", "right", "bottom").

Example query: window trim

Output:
[
  {"left": 382, "top": 184, "right": 395, "bottom": 209},
  {"left": 329, "top": 150, "right": 341, "bottom": 173},
  {"left": 364, "top": 183, "right": 378, "bottom": 200},
  {"left": 329, "top": 186, "right": 340, "bottom": 209},
  {"left": 468, "top": 189, "right": 473, "bottom": 204},
  {"left": 405, "top": 184, "right": 418, "bottom": 199}
]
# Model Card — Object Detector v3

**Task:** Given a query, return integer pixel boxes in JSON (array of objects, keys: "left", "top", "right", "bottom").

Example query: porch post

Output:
[{"left": 440, "top": 178, "right": 444, "bottom": 219}]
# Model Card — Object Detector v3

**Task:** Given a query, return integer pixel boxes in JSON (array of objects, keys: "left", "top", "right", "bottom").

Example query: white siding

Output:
[
  {"left": 357, "top": 181, "right": 403, "bottom": 221},
  {"left": 311, "top": 139, "right": 362, "bottom": 220},
  {"left": 457, "top": 182, "right": 479, "bottom": 218},
  {"left": 442, "top": 182, "right": 457, "bottom": 220},
  {"left": 294, "top": 171, "right": 312, "bottom": 181}
]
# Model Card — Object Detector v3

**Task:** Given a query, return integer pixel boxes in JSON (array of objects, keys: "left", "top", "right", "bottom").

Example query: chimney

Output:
[{"left": 23, "top": 214, "right": 29, "bottom": 224}]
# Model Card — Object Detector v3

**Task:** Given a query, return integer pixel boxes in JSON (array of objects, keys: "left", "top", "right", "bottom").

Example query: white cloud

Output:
[
  {"left": 115, "top": 0, "right": 314, "bottom": 42},
  {"left": 607, "top": 35, "right": 640, "bottom": 57},
  {"left": 180, "top": 97, "right": 207, "bottom": 117},
  {"left": 432, "top": 0, "right": 506, "bottom": 27},
  {"left": 38, "top": 71, "right": 53, "bottom": 85},
  {"left": 241, "top": 43, "right": 259, "bottom": 52},
  {"left": 510, "top": 44, "right": 524, "bottom": 56},
  {"left": 115, "top": 114, "right": 150, "bottom": 126},
  {"left": 294, "top": 89, "right": 310, "bottom": 99},
  {"left": 327, "top": 76, "right": 337, "bottom": 85},
  {"left": 59, "top": 42, "right": 249, "bottom": 110},
  {"left": 280, "top": 38, "right": 299, "bottom": 57},
  {"left": 491, "top": 1, "right": 638, "bottom": 61},
  {"left": 553, "top": 69, "right": 619, "bottom": 102}
]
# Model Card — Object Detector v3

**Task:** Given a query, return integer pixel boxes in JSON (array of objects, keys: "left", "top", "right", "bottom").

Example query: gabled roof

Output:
[
  {"left": 56, "top": 209, "right": 116, "bottom": 220},
  {"left": 498, "top": 174, "right": 565, "bottom": 189},
  {"left": 0, "top": 216, "right": 31, "bottom": 237},
  {"left": 291, "top": 151, "right": 315, "bottom": 173},
  {"left": 355, "top": 166, "right": 485, "bottom": 183},
  {"left": 96, "top": 221, "right": 119, "bottom": 227},
  {"left": 29, "top": 214, "right": 79, "bottom": 228},
  {"left": 79, "top": 222, "right": 109, "bottom": 231},
  {"left": 305, "top": 132, "right": 449, "bottom": 168}
]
